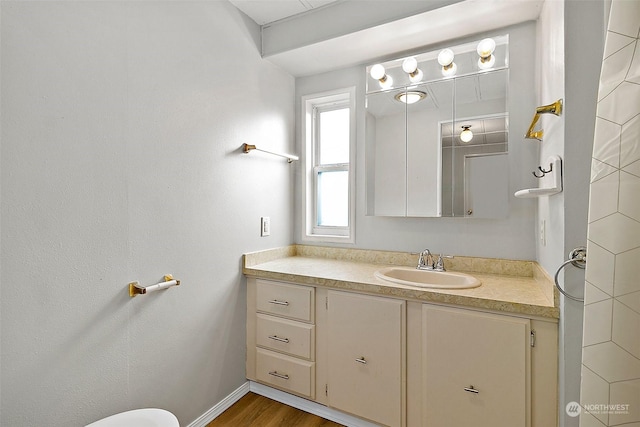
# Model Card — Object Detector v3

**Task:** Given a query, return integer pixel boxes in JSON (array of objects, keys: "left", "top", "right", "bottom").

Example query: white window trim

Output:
[{"left": 301, "top": 87, "right": 356, "bottom": 244}]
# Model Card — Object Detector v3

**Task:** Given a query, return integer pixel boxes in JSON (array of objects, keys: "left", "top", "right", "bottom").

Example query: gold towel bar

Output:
[
  {"left": 129, "top": 274, "right": 180, "bottom": 297},
  {"left": 525, "top": 99, "right": 563, "bottom": 141},
  {"left": 242, "top": 143, "right": 299, "bottom": 163}
]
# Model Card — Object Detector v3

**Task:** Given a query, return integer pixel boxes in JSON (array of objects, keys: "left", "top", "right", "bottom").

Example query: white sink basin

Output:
[{"left": 375, "top": 267, "right": 481, "bottom": 289}]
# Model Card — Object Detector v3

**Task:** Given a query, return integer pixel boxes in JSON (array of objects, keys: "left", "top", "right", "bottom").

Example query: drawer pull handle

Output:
[
  {"left": 268, "top": 335, "right": 290, "bottom": 343},
  {"left": 464, "top": 385, "right": 479, "bottom": 394},
  {"left": 268, "top": 299, "right": 289, "bottom": 306},
  {"left": 355, "top": 357, "right": 367, "bottom": 365},
  {"left": 268, "top": 371, "right": 289, "bottom": 380}
]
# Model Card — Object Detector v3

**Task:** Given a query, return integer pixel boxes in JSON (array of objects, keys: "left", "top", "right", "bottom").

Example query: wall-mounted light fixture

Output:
[
  {"left": 370, "top": 64, "right": 393, "bottom": 89},
  {"left": 402, "top": 57, "right": 424, "bottom": 84},
  {"left": 395, "top": 91, "right": 427, "bottom": 104},
  {"left": 525, "top": 99, "right": 563, "bottom": 140},
  {"left": 477, "top": 38, "right": 496, "bottom": 70},
  {"left": 460, "top": 125, "right": 473, "bottom": 143},
  {"left": 437, "top": 49, "right": 457, "bottom": 77}
]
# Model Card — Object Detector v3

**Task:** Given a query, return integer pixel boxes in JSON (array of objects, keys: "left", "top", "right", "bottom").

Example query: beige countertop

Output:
[{"left": 243, "top": 245, "right": 559, "bottom": 320}]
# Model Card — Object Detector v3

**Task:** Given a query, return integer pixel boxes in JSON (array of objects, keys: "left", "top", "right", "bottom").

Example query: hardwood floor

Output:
[{"left": 207, "top": 392, "right": 344, "bottom": 427}]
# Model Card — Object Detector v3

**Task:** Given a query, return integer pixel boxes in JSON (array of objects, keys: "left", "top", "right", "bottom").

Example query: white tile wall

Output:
[
  {"left": 592, "top": 117, "right": 621, "bottom": 167},
  {"left": 582, "top": 299, "right": 612, "bottom": 347},
  {"left": 580, "top": 0, "right": 640, "bottom": 425}
]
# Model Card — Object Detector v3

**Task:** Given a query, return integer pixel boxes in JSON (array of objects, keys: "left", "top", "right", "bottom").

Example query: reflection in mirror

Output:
[
  {"left": 442, "top": 113, "right": 508, "bottom": 217},
  {"left": 368, "top": 79, "right": 455, "bottom": 216},
  {"left": 367, "top": 89, "right": 407, "bottom": 216},
  {"left": 365, "top": 36, "right": 509, "bottom": 218}
]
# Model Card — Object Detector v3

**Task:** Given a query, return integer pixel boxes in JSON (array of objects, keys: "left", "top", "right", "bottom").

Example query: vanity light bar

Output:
[{"left": 366, "top": 35, "right": 507, "bottom": 93}]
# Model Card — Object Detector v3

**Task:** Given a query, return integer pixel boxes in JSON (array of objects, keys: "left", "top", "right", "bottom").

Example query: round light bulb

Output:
[
  {"left": 460, "top": 127, "right": 473, "bottom": 143},
  {"left": 441, "top": 62, "right": 457, "bottom": 77},
  {"left": 478, "top": 54, "right": 496, "bottom": 70},
  {"left": 477, "top": 38, "right": 496, "bottom": 58},
  {"left": 370, "top": 64, "right": 386, "bottom": 80},
  {"left": 402, "top": 57, "right": 418, "bottom": 74},
  {"left": 409, "top": 68, "right": 423, "bottom": 83},
  {"left": 379, "top": 74, "right": 393, "bottom": 89},
  {"left": 437, "top": 49, "right": 455, "bottom": 66}
]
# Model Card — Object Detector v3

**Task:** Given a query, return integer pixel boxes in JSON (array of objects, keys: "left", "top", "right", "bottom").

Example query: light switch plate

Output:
[{"left": 261, "top": 217, "right": 271, "bottom": 237}]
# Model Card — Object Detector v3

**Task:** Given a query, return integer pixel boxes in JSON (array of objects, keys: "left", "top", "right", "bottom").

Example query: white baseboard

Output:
[
  {"left": 249, "top": 381, "right": 381, "bottom": 427},
  {"left": 187, "top": 380, "right": 380, "bottom": 427},
  {"left": 187, "top": 381, "right": 250, "bottom": 427}
]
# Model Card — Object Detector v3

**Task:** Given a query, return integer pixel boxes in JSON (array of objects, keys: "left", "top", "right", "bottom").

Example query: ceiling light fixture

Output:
[
  {"left": 370, "top": 63, "right": 393, "bottom": 89},
  {"left": 402, "top": 57, "right": 424, "bottom": 84},
  {"left": 477, "top": 38, "right": 497, "bottom": 70},
  {"left": 394, "top": 91, "right": 427, "bottom": 104},
  {"left": 437, "top": 48, "right": 457, "bottom": 77},
  {"left": 460, "top": 125, "right": 473, "bottom": 143}
]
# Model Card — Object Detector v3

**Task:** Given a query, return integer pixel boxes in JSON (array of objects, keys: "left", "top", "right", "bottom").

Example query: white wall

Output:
[
  {"left": 562, "top": 3, "right": 605, "bottom": 426},
  {"left": 295, "top": 22, "right": 538, "bottom": 260},
  {"left": 0, "top": 2, "right": 294, "bottom": 426},
  {"left": 536, "top": 1, "right": 606, "bottom": 426}
]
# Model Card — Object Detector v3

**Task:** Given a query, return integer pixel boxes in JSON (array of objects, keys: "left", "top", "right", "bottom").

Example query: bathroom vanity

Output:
[{"left": 244, "top": 245, "right": 558, "bottom": 427}]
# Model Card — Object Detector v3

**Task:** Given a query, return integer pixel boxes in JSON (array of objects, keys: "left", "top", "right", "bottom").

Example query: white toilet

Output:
[{"left": 86, "top": 408, "right": 179, "bottom": 427}]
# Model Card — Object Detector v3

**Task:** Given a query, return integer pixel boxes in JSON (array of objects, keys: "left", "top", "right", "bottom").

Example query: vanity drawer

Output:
[
  {"left": 256, "top": 314, "right": 315, "bottom": 360},
  {"left": 256, "top": 348, "right": 315, "bottom": 398},
  {"left": 256, "top": 280, "right": 314, "bottom": 322}
]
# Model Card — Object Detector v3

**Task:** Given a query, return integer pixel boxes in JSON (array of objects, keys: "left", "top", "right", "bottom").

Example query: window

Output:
[{"left": 302, "top": 88, "right": 355, "bottom": 243}]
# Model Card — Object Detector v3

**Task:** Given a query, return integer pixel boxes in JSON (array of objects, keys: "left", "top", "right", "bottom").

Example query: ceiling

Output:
[
  {"left": 228, "top": 0, "right": 544, "bottom": 77},
  {"left": 228, "top": 0, "right": 340, "bottom": 25}
]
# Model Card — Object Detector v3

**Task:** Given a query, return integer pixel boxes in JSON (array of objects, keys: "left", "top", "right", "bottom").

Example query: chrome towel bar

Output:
[{"left": 554, "top": 247, "right": 586, "bottom": 302}]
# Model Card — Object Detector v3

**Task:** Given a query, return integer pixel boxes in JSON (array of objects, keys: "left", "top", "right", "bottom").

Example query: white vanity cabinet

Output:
[
  {"left": 325, "top": 290, "right": 405, "bottom": 427},
  {"left": 422, "top": 305, "right": 529, "bottom": 427},
  {"left": 247, "top": 279, "right": 316, "bottom": 399},
  {"left": 407, "top": 302, "right": 558, "bottom": 427},
  {"left": 247, "top": 277, "right": 557, "bottom": 427}
]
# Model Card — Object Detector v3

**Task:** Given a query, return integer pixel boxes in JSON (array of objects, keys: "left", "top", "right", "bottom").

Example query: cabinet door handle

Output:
[
  {"left": 268, "top": 371, "right": 289, "bottom": 380},
  {"left": 464, "top": 385, "right": 479, "bottom": 394},
  {"left": 355, "top": 357, "right": 367, "bottom": 365},
  {"left": 268, "top": 335, "right": 290, "bottom": 343},
  {"left": 268, "top": 299, "right": 289, "bottom": 306}
]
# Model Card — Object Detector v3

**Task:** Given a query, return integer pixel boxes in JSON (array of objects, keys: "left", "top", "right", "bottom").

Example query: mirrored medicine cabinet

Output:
[{"left": 365, "top": 35, "right": 509, "bottom": 218}]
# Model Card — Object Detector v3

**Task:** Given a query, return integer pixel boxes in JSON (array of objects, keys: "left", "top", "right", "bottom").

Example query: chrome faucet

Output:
[
  {"left": 417, "top": 249, "right": 435, "bottom": 270},
  {"left": 417, "top": 250, "right": 454, "bottom": 271},
  {"left": 434, "top": 254, "right": 454, "bottom": 271}
]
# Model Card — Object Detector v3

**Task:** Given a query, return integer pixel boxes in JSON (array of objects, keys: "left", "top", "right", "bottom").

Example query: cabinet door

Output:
[
  {"left": 327, "top": 291, "right": 405, "bottom": 427},
  {"left": 422, "top": 305, "right": 530, "bottom": 427}
]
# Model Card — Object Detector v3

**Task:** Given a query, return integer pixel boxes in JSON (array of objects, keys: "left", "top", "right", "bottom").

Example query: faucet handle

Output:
[
  {"left": 417, "top": 249, "right": 434, "bottom": 270},
  {"left": 435, "top": 254, "right": 454, "bottom": 271}
]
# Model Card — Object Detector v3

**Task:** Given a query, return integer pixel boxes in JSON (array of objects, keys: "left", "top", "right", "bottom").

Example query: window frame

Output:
[{"left": 301, "top": 87, "right": 356, "bottom": 244}]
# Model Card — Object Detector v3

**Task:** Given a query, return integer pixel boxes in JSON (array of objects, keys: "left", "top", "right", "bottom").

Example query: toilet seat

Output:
[{"left": 85, "top": 408, "right": 179, "bottom": 427}]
